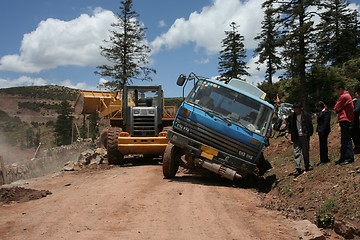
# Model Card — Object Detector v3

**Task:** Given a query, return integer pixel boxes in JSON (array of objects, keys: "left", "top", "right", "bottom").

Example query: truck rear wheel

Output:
[
  {"left": 162, "top": 143, "right": 181, "bottom": 179},
  {"left": 107, "top": 127, "right": 124, "bottom": 165}
]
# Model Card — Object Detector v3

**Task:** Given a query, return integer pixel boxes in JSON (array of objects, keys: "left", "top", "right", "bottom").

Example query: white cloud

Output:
[
  {"left": 59, "top": 79, "right": 95, "bottom": 90},
  {"left": 245, "top": 54, "right": 282, "bottom": 85},
  {"left": 158, "top": 20, "right": 166, "bottom": 28},
  {"left": 349, "top": 2, "right": 360, "bottom": 12},
  {"left": 194, "top": 57, "right": 211, "bottom": 64},
  {"left": 151, "top": 0, "right": 264, "bottom": 54},
  {"left": 0, "top": 7, "right": 115, "bottom": 73}
]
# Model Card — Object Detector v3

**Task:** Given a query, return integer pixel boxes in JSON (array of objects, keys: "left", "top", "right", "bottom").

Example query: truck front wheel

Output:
[
  {"left": 162, "top": 143, "right": 181, "bottom": 179},
  {"left": 107, "top": 127, "right": 124, "bottom": 165}
]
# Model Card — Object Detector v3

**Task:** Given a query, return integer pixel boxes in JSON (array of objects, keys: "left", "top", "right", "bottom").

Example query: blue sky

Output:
[{"left": 1, "top": 0, "right": 360, "bottom": 97}]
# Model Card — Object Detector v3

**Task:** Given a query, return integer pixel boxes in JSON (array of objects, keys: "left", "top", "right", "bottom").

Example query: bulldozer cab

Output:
[
  {"left": 122, "top": 85, "right": 164, "bottom": 136},
  {"left": 124, "top": 86, "right": 162, "bottom": 108}
]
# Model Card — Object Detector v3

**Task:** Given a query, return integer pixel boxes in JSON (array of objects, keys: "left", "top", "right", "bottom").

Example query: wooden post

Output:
[{"left": 0, "top": 156, "right": 7, "bottom": 185}]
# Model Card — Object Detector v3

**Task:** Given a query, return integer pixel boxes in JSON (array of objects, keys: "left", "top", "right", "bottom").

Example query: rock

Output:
[
  {"left": 78, "top": 150, "right": 94, "bottom": 165},
  {"left": 95, "top": 148, "right": 107, "bottom": 157},
  {"left": 63, "top": 162, "right": 75, "bottom": 171},
  {"left": 292, "top": 219, "right": 326, "bottom": 240},
  {"left": 78, "top": 148, "right": 107, "bottom": 166},
  {"left": 334, "top": 220, "right": 360, "bottom": 240}
]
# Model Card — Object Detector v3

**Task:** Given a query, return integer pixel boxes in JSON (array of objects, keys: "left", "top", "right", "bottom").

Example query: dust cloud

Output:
[{"left": 0, "top": 131, "right": 33, "bottom": 165}]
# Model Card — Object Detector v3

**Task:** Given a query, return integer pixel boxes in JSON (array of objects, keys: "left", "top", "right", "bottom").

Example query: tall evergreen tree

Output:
[
  {"left": 316, "top": 0, "right": 360, "bottom": 66},
  {"left": 95, "top": 0, "right": 155, "bottom": 90},
  {"left": 254, "top": 5, "right": 282, "bottom": 85},
  {"left": 218, "top": 22, "right": 250, "bottom": 82},
  {"left": 266, "top": 0, "right": 320, "bottom": 108},
  {"left": 55, "top": 100, "right": 74, "bottom": 146}
]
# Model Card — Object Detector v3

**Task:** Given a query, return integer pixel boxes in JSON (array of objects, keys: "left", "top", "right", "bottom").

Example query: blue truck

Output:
[{"left": 162, "top": 73, "right": 274, "bottom": 181}]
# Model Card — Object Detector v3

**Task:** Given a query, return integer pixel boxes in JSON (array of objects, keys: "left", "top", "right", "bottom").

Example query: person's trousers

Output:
[
  {"left": 340, "top": 121, "right": 354, "bottom": 161},
  {"left": 293, "top": 135, "right": 310, "bottom": 170},
  {"left": 318, "top": 132, "right": 330, "bottom": 163}
]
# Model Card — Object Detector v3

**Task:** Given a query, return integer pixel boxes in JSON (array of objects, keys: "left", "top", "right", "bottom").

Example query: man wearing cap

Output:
[
  {"left": 285, "top": 102, "right": 314, "bottom": 177},
  {"left": 334, "top": 82, "right": 354, "bottom": 165}
]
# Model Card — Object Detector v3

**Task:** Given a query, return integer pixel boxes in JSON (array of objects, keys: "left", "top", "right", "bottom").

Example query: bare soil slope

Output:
[{"left": 263, "top": 123, "right": 360, "bottom": 238}]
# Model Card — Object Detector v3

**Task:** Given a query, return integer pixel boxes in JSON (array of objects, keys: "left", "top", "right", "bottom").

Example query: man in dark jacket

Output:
[
  {"left": 315, "top": 101, "right": 331, "bottom": 164},
  {"left": 285, "top": 102, "right": 314, "bottom": 176},
  {"left": 352, "top": 83, "right": 360, "bottom": 154}
]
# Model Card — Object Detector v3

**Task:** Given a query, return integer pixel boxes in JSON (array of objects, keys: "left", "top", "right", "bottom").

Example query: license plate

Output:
[{"left": 200, "top": 145, "right": 218, "bottom": 160}]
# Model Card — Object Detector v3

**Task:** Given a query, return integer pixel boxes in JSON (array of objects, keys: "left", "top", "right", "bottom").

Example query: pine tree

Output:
[
  {"left": 254, "top": 5, "right": 282, "bottom": 85},
  {"left": 55, "top": 100, "right": 74, "bottom": 146},
  {"left": 268, "top": 0, "right": 320, "bottom": 108},
  {"left": 218, "top": 22, "right": 250, "bottom": 82},
  {"left": 316, "top": 0, "right": 360, "bottom": 66},
  {"left": 95, "top": 0, "right": 156, "bottom": 90}
]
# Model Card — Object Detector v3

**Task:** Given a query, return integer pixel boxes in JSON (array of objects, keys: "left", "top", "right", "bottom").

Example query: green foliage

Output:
[
  {"left": 84, "top": 114, "right": 100, "bottom": 140},
  {"left": 96, "top": 0, "right": 155, "bottom": 90},
  {"left": 257, "top": 81, "right": 279, "bottom": 104},
  {"left": 254, "top": 5, "right": 282, "bottom": 84},
  {"left": 316, "top": 0, "right": 360, "bottom": 66},
  {"left": 268, "top": 60, "right": 359, "bottom": 110},
  {"left": 45, "top": 120, "right": 55, "bottom": 128},
  {"left": 54, "top": 101, "right": 74, "bottom": 146},
  {"left": 256, "top": 0, "right": 360, "bottom": 107},
  {"left": 0, "top": 111, "right": 27, "bottom": 133},
  {"left": 342, "top": 57, "right": 360, "bottom": 81},
  {"left": 315, "top": 198, "right": 337, "bottom": 228},
  {"left": 306, "top": 65, "right": 340, "bottom": 111},
  {"left": 0, "top": 110, "right": 32, "bottom": 147},
  {"left": 218, "top": 22, "right": 249, "bottom": 82},
  {"left": 18, "top": 101, "right": 61, "bottom": 112}
]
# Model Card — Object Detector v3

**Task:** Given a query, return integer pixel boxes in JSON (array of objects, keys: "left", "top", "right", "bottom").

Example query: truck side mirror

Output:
[{"left": 176, "top": 74, "right": 186, "bottom": 86}]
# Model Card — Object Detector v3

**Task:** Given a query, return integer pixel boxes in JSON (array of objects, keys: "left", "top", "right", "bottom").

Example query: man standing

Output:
[
  {"left": 286, "top": 103, "right": 314, "bottom": 176},
  {"left": 334, "top": 82, "right": 354, "bottom": 165},
  {"left": 315, "top": 101, "right": 331, "bottom": 165},
  {"left": 352, "top": 83, "right": 360, "bottom": 154}
]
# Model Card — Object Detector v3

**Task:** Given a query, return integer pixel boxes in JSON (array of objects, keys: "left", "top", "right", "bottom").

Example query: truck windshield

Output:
[
  {"left": 186, "top": 79, "right": 273, "bottom": 136},
  {"left": 126, "top": 88, "right": 160, "bottom": 107}
]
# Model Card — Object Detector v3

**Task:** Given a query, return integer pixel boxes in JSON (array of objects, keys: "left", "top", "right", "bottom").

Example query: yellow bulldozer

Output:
[{"left": 74, "top": 85, "right": 177, "bottom": 164}]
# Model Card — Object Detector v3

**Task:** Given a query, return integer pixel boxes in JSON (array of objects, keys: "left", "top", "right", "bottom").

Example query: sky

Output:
[{"left": 0, "top": 0, "right": 360, "bottom": 97}]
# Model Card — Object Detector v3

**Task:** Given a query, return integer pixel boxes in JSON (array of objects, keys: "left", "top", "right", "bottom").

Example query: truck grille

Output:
[
  {"left": 174, "top": 115, "right": 258, "bottom": 161},
  {"left": 133, "top": 115, "right": 156, "bottom": 136}
]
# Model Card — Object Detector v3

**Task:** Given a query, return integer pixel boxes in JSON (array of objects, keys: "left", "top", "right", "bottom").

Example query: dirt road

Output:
[{"left": 0, "top": 164, "right": 305, "bottom": 240}]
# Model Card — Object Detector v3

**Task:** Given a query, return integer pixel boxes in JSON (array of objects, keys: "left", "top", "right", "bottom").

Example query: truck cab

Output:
[{"left": 162, "top": 73, "right": 274, "bottom": 181}]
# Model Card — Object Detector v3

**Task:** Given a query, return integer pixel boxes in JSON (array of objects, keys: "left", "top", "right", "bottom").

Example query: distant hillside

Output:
[
  {"left": 0, "top": 85, "right": 80, "bottom": 101},
  {"left": 0, "top": 85, "right": 81, "bottom": 153}
]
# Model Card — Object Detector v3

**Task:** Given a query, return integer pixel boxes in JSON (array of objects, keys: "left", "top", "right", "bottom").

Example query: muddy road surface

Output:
[{"left": 0, "top": 164, "right": 302, "bottom": 240}]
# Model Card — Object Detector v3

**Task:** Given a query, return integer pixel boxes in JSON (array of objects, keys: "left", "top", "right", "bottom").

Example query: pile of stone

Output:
[{"left": 63, "top": 148, "right": 107, "bottom": 171}]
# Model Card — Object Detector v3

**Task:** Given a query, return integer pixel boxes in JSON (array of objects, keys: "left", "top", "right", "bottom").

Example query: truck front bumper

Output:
[{"left": 167, "top": 130, "right": 257, "bottom": 178}]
